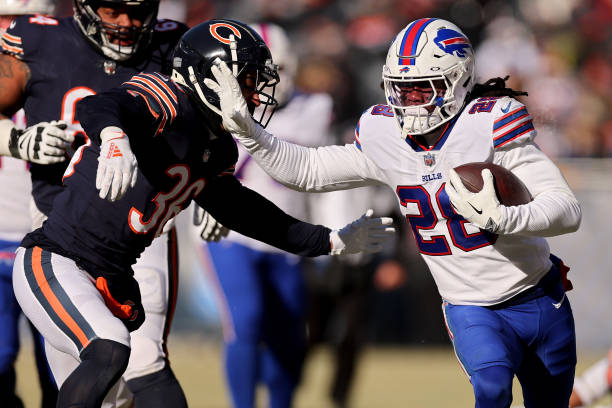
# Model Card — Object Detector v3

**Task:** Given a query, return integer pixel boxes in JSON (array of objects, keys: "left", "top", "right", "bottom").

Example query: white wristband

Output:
[{"left": 0, "top": 118, "right": 17, "bottom": 157}]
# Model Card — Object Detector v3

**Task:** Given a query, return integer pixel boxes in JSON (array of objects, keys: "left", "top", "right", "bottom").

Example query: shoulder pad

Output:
[
  {"left": 491, "top": 97, "right": 536, "bottom": 149},
  {"left": 354, "top": 104, "right": 395, "bottom": 151},
  {"left": 1, "top": 14, "right": 60, "bottom": 60},
  {"left": 122, "top": 72, "right": 180, "bottom": 135}
]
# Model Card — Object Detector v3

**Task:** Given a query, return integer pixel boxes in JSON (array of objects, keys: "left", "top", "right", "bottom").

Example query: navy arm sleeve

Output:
[
  {"left": 195, "top": 175, "right": 332, "bottom": 257},
  {"left": 77, "top": 72, "right": 178, "bottom": 145},
  {"left": 77, "top": 88, "right": 155, "bottom": 146}
]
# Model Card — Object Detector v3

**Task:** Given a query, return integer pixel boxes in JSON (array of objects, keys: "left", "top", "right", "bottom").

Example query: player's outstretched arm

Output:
[
  {"left": 204, "top": 59, "right": 383, "bottom": 192},
  {"left": 195, "top": 176, "right": 395, "bottom": 257}
]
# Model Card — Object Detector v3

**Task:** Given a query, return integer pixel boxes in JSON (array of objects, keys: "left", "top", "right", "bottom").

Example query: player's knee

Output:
[
  {"left": 472, "top": 366, "right": 513, "bottom": 407},
  {"left": 57, "top": 339, "right": 130, "bottom": 408},
  {"left": 80, "top": 338, "right": 131, "bottom": 387}
]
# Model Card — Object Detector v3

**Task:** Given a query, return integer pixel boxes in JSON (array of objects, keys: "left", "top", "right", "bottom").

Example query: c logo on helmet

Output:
[{"left": 210, "top": 23, "right": 242, "bottom": 45}]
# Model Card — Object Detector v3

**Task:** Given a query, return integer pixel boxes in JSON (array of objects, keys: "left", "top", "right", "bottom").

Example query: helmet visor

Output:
[{"left": 384, "top": 77, "right": 447, "bottom": 108}]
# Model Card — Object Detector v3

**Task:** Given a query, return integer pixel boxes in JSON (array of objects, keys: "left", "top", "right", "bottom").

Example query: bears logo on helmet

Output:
[
  {"left": 209, "top": 22, "right": 242, "bottom": 44},
  {"left": 171, "top": 19, "right": 279, "bottom": 129}
]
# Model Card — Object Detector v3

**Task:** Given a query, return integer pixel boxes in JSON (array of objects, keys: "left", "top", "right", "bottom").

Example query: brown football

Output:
[{"left": 453, "top": 162, "right": 532, "bottom": 206}]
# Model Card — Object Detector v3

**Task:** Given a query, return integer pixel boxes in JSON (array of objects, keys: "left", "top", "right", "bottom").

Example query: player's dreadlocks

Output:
[{"left": 466, "top": 76, "right": 528, "bottom": 103}]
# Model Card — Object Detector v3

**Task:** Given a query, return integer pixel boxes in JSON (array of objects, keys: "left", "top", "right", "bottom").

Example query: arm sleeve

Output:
[
  {"left": 494, "top": 142, "right": 581, "bottom": 236},
  {"left": 234, "top": 124, "right": 385, "bottom": 192},
  {"left": 77, "top": 72, "right": 179, "bottom": 145},
  {"left": 76, "top": 87, "right": 159, "bottom": 146},
  {"left": 194, "top": 175, "right": 331, "bottom": 256}
]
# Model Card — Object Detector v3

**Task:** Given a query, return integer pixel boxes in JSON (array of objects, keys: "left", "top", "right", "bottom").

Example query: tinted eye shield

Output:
[{"left": 385, "top": 77, "right": 447, "bottom": 108}]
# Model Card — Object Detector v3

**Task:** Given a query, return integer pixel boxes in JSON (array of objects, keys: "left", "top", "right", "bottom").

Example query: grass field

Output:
[{"left": 14, "top": 334, "right": 608, "bottom": 408}]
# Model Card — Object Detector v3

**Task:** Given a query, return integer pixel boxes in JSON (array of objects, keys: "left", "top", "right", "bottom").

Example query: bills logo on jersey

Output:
[
  {"left": 424, "top": 152, "right": 436, "bottom": 167},
  {"left": 434, "top": 29, "right": 471, "bottom": 58}
]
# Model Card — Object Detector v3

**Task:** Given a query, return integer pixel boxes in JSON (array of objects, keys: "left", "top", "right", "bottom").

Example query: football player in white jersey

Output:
[
  {"left": 204, "top": 18, "right": 582, "bottom": 408},
  {"left": 192, "top": 22, "right": 335, "bottom": 408},
  {"left": 0, "top": 2, "right": 63, "bottom": 407}
]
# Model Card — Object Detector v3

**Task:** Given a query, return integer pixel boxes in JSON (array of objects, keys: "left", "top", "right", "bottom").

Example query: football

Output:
[{"left": 453, "top": 162, "right": 532, "bottom": 206}]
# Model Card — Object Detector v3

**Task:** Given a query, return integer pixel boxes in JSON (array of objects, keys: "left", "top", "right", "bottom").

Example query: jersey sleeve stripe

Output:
[
  {"left": 493, "top": 121, "right": 535, "bottom": 148},
  {"left": 127, "top": 89, "right": 160, "bottom": 120},
  {"left": 1, "top": 39, "right": 23, "bottom": 55},
  {"left": 493, "top": 107, "right": 528, "bottom": 130},
  {"left": 493, "top": 111, "right": 530, "bottom": 135},
  {"left": 140, "top": 73, "right": 178, "bottom": 103},
  {"left": 127, "top": 76, "right": 177, "bottom": 120},
  {"left": 2, "top": 32, "right": 21, "bottom": 44},
  {"left": 124, "top": 82, "right": 169, "bottom": 134}
]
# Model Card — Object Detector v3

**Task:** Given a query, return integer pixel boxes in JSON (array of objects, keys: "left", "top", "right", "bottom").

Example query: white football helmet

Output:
[
  {"left": 383, "top": 18, "right": 474, "bottom": 137},
  {"left": 0, "top": 0, "right": 55, "bottom": 15},
  {"left": 250, "top": 22, "right": 297, "bottom": 107}
]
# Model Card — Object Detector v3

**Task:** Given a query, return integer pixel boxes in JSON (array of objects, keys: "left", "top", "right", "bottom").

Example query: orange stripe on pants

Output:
[{"left": 31, "top": 247, "right": 91, "bottom": 349}]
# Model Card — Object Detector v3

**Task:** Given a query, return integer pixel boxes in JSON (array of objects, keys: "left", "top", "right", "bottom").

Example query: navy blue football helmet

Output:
[{"left": 170, "top": 19, "right": 279, "bottom": 128}]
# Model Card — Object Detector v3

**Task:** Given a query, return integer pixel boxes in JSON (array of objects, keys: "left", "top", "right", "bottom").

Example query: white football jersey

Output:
[
  {"left": 238, "top": 95, "right": 580, "bottom": 305},
  {"left": 0, "top": 110, "right": 32, "bottom": 241},
  {"left": 226, "top": 92, "right": 333, "bottom": 252},
  {"left": 354, "top": 97, "right": 551, "bottom": 305}
]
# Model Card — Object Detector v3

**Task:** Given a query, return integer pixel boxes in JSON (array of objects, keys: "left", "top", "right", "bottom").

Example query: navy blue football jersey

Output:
[
  {"left": 21, "top": 74, "right": 331, "bottom": 278},
  {"left": 1, "top": 14, "right": 187, "bottom": 215}
]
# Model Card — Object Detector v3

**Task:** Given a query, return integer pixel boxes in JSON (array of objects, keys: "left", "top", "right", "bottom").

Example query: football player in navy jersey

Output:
[
  {"left": 11, "top": 19, "right": 395, "bottom": 408},
  {"left": 0, "top": 0, "right": 191, "bottom": 406}
]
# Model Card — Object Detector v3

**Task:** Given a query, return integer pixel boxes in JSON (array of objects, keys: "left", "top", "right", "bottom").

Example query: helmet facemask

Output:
[
  {"left": 383, "top": 57, "right": 473, "bottom": 136},
  {"left": 73, "top": 0, "right": 159, "bottom": 61}
]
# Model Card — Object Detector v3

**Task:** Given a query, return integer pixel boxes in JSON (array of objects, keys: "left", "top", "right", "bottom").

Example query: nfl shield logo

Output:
[
  {"left": 424, "top": 153, "right": 436, "bottom": 167},
  {"left": 104, "top": 60, "right": 117, "bottom": 75}
]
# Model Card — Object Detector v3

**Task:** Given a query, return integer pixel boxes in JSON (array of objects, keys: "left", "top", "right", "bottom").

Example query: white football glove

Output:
[
  {"left": 329, "top": 209, "right": 395, "bottom": 256},
  {"left": 193, "top": 206, "right": 230, "bottom": 242},
  {"left": 445, "top": 168, "right": 504, "bottom": 233},
  {"left": 203, "top": 58, "right": 259, "bottom": 138},
  {"left": 0, "top": 119, "right": 73, "bottom": 164},
  {"left": 96, "top": 126, "right": 138, "bottom": 202}
]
